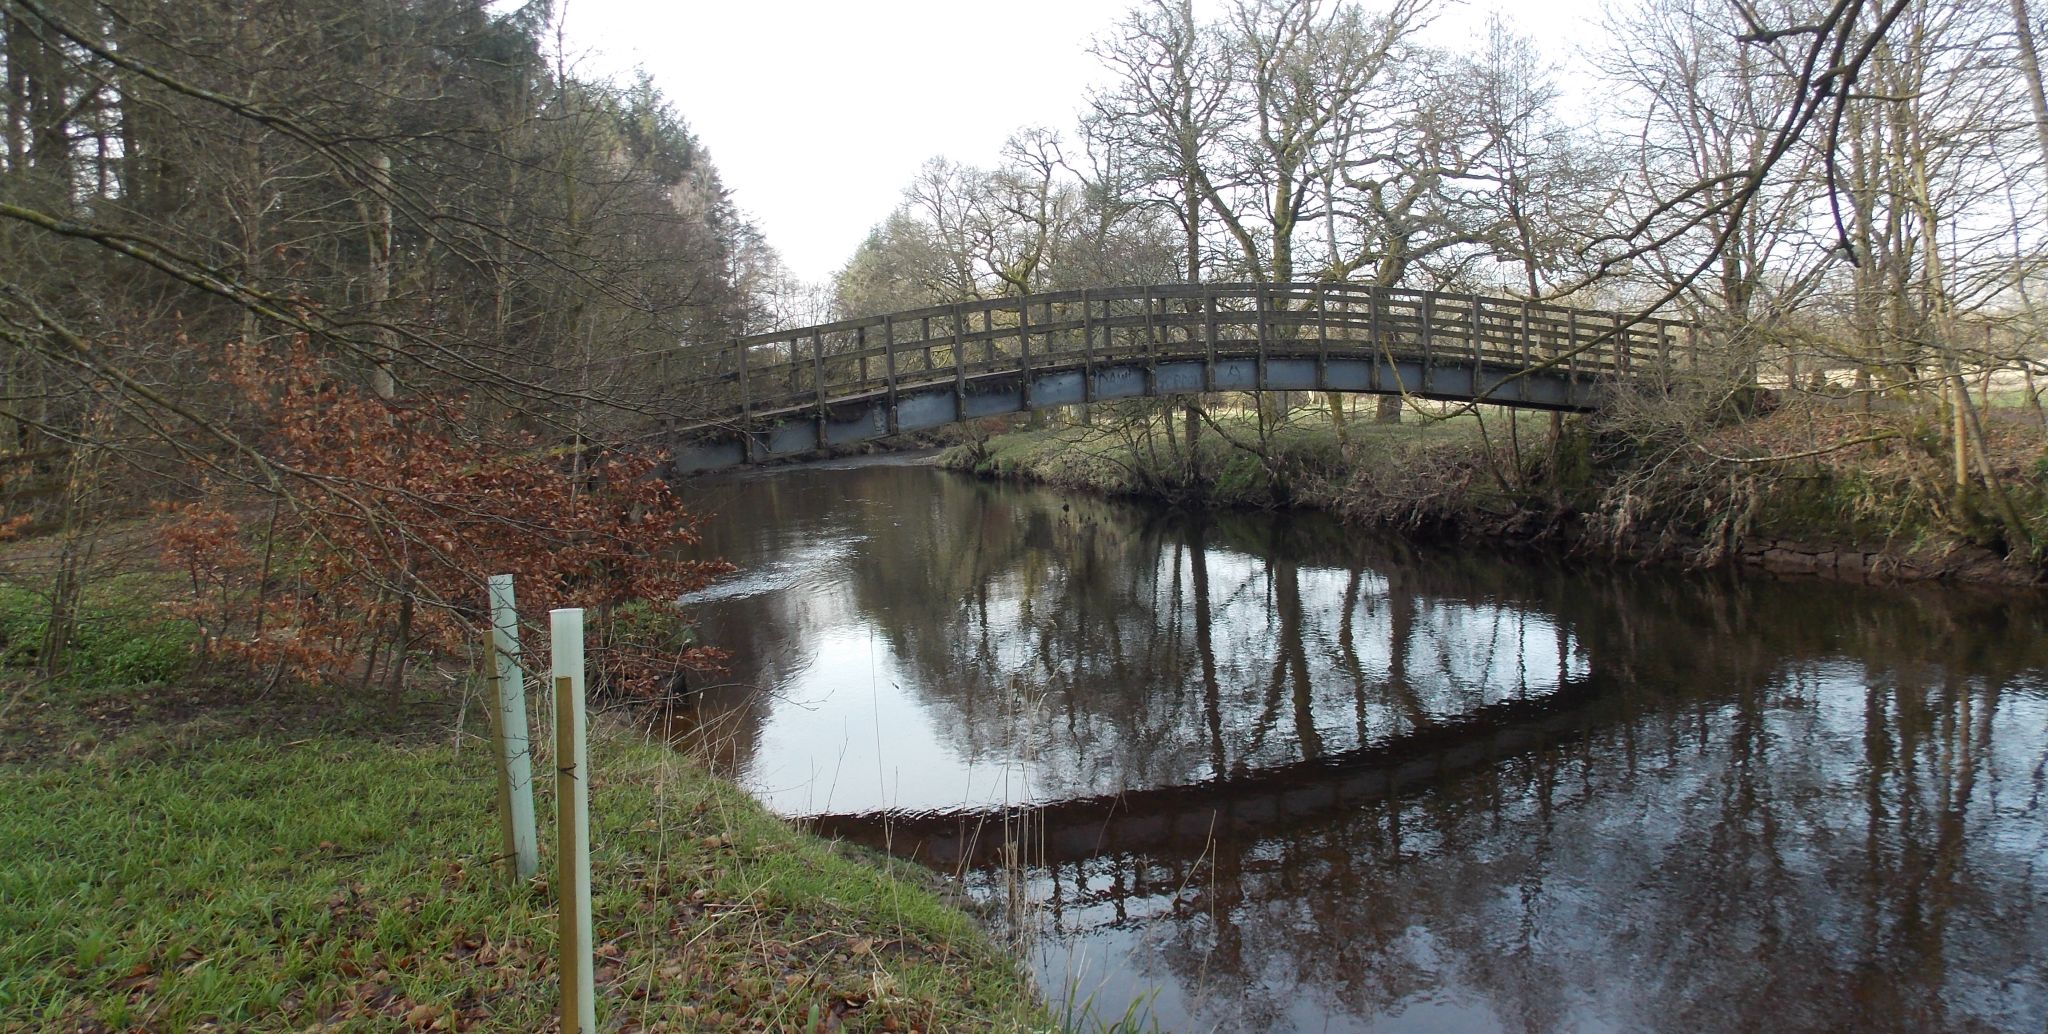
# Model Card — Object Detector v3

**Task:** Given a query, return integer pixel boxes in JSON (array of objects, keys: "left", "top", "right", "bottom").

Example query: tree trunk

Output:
[
  {"left": 1187, "top": 523, "right": 1224, "bottom": 778},
  {"left": 5, "top": 13, "right": 31, "bottom": 173},
  {"left": 1949, "top": 363, "right": 1969, "bottom": 495},
  {"left": 2012, "top": 0, "right": 2048, "bottom": 195},
  {"left": 2024, "top": 360, "right": 2046, "bottom": 438},
  {"left": 1957, "top": 361, "right": 2037, "bottom": 552},
  {"left": 368, "top": 152, "right": 397, "bottom": 400}
]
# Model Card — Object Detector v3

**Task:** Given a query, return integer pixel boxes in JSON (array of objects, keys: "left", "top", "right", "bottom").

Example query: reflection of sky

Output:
[
  {"left": 743, "top": 620, "right": 1040, "bottom": 814},
  {"left": 1196, "top": 549, "right": 1589, "bottom": 705},
  {"left": 695, "top": 486, "right": 1590, "bottom": 815}
]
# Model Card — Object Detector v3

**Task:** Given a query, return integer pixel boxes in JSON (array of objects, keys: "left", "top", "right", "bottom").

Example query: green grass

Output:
[
  {"left": 0, "top": 575, "right": 192, "bottom": 689},
  {"left": 0, "top": 681, "right": 1052, "bottom": 1032},
  {"left": 0, "top": 533, "right": 1058, "bottom": 1032},
  {"left": 945, "top": 404, "right": 1542, "bottom": 510}
]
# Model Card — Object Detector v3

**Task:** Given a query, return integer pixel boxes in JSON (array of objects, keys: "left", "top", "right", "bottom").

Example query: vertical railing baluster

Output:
[
  {"left": 784, "top": 333, "right": 798, "bottom": 403},
  {"left": 1255, "top": 283, "right": 1268, "bottom": 391},
  {"left": 736, "top": 340, "right": 752, "bottom": 463},
  {"left": 952, "top": 303, "right": 966, "bottom": 419},
  {"left": 1470, "top": 293, "right": 1485, "bottom": 395},
  {"left": 1017, "top": 296, "right": 1033, "bottom": 411},
  {"left": 1519, "top": 301, "right": 1531, "bottom": 373},
  {"left": 1420, "top": 293, "right": 1434, "bottom": 393},
  {"left": 1567, "top": 310, "right": 1580, "bottom": 390},
  {"left": 1081, "top": 289, "right": 1095, "bottom": 405},
  {"left": 813, "top": 329, "right": 827, "bottom": 450},
  {"left": 1368, "top": 288, "right": 1383, "bottom": 394},
  {"left": 1142, "top": 288, "right": 1158, "bottom": 397},
  {"left": 734, "top": 339, "right": 748, "bottom": 406},
  {"left": 1316, "top": 284, "right": 1330, "bottom": 391},
  {"left": 883, "top": 313, "right": 898, "bottom": 434},
  {"left": 1203, "top": 288, "right": 1217, "bottom": 392}
]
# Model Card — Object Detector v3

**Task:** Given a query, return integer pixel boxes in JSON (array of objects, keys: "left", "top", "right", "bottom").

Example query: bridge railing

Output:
[{"left": 690, "top": 283, "right": 1695, "bottom": 423}]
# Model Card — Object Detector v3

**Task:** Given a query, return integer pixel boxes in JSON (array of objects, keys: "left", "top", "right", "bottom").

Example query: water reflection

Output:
[
  {"left": 1000, "top": 645, "right": 2048, "bottom": 1032},
  {"left": 681, "top": 463, "right": 1591, "bottom": 815},
  {"left": 680, "top": 461, "right": 2048, "bottom": 1033}
]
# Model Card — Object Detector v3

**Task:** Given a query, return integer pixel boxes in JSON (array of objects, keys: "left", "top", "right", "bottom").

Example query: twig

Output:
[{"left": 1692, "top": 431, "right": 1902, "bottom": 464}]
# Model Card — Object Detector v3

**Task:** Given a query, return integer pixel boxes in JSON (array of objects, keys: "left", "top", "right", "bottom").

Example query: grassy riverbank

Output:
[
  {"left": 949, "top": 407, "right": 1528, "bottom": 508},
  {"left": 941, "top": 401, "right": 2048, "bottom": 583},
  {"left": 0, "top": 586, "right": 1051, "bottom": 1032}
]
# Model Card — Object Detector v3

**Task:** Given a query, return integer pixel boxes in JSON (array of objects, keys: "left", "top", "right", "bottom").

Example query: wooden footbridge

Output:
[{"left": 671, "top": 282, "right": 1695, "bottom": 473}]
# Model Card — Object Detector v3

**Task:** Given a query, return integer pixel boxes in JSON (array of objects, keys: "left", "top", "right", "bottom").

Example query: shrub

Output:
[{"left": 159, "top": 344, "right": 730, "bottom": 697}]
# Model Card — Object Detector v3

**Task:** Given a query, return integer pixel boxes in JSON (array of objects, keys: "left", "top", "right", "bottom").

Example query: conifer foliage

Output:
[{"left": 1, "top": 1, "right": 769, "bottom": 683}]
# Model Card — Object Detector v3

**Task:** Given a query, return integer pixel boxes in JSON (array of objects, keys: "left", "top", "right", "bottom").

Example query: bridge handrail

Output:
[
  {"left": 677, "top": 282, "right": 1699, "bottom": 423},
  {"left": 726, "top": 282, "right": 1687, "bottom": 347}
]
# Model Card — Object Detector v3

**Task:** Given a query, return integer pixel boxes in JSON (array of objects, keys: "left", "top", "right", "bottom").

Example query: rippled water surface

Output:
[{"left": 678, "top": 459, "right": 2048, "bottom": 1033}]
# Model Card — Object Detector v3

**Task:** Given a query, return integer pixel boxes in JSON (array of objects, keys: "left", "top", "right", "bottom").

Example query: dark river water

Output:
[{"left": 677, "top": 458, "right": 2048, "bottom": 1033}]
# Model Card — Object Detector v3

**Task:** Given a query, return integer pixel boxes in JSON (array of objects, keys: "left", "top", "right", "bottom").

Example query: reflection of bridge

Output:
[
  {"left": 673, "top": 283, "right": 1696, "bottom": 472},
  {"left": 808, "top": 672, "right": 1620, "bottom": 868}
]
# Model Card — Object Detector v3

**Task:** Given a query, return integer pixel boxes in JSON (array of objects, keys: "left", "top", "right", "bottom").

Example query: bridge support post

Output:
[
  {"left": 1658, "top": 321, "right": 1672, "bottom": 389},
  {"left": 1316, "top": 285, "right": 1330, "bottom": 389},
  {"left": 1081, "top": 289, "right": 1095, "bottom": 406},
  {"left": 736, "top": 341, "right": 753, "bottom": 464},
  {"left": 883, "top": 314, "right": 899, "bottom": 435},
  {"left": 1017, "top": 298, "right": 1033, "bottom": 412},
  {"left": 1616, "top": 313, "right": 1631, "bottom": 378},
  {"left": 1142, "top": 289, "right": 1158, "bottom": 398},
  {"left": 1203, "top": 290, "right": 1217, "bottom": 392},
  {"left": 1367, "top": 289, "right": 1383, "bottom": 395},
  {"left": 1567, "top": 310, "right": 1580, "bottom": 397},
  {"left": 812, "top": 329, "right": 828, "bottom": 450},
  {"left": 1421, "top": 294, "right": 1435, "bottom": 395},
  {"left": 1255, "top": 283, "right": 1268, "bottom": 392},
  {"left": 1471, "top": 293, "right": 1486, "bottom": 400},
  {"left": 952, "top": 303, "right": 967, "bottom": 422},
  {"left": 1519, "top": 302, "right": 1532, "bottom": 373}
]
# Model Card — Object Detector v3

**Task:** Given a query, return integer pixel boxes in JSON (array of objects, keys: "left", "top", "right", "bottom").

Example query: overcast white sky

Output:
[{"left": 558, "top": 0, "right": 1609, "bottom": 285}]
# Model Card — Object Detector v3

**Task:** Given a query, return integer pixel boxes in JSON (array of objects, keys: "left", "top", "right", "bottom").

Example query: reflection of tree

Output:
[
  {"left": 687, "top": 464, "right": 1634, "bottom": 818},
  {"left": 1186, "top": 524, "right": 1225, "bottom": 779},
  {"left": 691, "top": 465, "right": 2048, "bottom": 1030},
  {"left": 776, "top": 467, "right": 1606, "bottom": 801},
  {"left": 995, "top": 579, "right": 2048, "bottom": 1034}
]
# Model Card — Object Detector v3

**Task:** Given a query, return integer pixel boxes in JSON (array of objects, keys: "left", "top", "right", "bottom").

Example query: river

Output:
[{"left": 676, "top": 458, "right": 2048, "bottom": 1033}]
